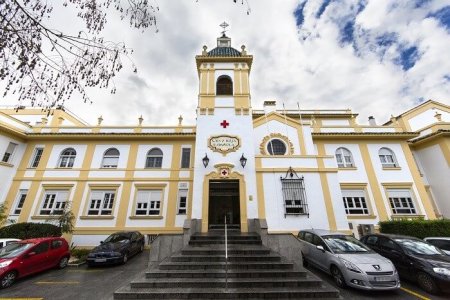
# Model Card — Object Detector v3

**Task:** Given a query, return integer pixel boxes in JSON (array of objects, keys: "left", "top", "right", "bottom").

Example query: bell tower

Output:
[{"left": 192, "top": 26, "right": 257, "bottom": 233}]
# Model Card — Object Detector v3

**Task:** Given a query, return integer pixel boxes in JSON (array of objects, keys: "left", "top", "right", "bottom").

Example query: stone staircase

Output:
[{"left": 114, "top": 229, "right": 340, "bottom": 299}]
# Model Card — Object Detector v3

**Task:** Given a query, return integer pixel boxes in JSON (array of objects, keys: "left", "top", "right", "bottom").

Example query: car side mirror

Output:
[{"left": 316, "top": 245, "right": 325, "bottom": 252}]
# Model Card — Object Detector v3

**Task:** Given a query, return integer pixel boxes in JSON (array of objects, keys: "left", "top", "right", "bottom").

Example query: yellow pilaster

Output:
[
  {"left": 255, "top": 157, "right": 266, "bottom": 219},
  {"left": 316, "top": 143, "right": 337, "bottom": 230},
  {"left": 165, "top": 143, "right": 182, "bottom": 227}
]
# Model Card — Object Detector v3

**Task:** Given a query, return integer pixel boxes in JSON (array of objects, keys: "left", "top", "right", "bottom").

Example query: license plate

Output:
[
  {"left": 95, "top": 258, "right": 107, "bottom": 262},
  {"left": 374, "top": 276, "right": 391, "bottom": 282}
]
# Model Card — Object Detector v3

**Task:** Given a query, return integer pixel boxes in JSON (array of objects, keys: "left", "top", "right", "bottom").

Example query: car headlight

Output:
[
  {"left": 111, "top": 252, "right": 122, "bottom": 257},
  {"left": 340, "top": 258, "right": 362, "bottom": 273},
  {"left": 0, "top": 260, "right": 12, "bottom": 268},
  {"left": 433, "top": 267, "right": 450, "bottom": 276}
]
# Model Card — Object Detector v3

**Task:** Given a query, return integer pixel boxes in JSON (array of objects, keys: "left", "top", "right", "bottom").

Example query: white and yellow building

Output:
[{"left": 0, "top": 35, "right": 444, "bottom": 246}]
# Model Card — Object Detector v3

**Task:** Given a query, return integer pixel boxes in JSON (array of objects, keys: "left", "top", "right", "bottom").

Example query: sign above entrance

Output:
[{"left": 208, "top": 135, "right": 241, "bottom": 155}]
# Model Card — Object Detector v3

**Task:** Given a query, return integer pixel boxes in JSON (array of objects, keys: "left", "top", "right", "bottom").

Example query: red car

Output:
[{"left": 0, "top": 237, "right": 70, "bottom": 288}]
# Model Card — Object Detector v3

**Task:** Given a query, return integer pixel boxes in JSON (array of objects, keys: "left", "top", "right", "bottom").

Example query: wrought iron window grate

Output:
[{"left": 281, "top": 167, "right": 309, "bottom": 217}]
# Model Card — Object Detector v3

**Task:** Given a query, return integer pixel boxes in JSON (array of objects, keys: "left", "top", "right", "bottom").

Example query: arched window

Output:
[
  {"left": 146, "top": 148, "right": 163, "bottom": 168},
  {"left": 216, "top": 75, "right": 233, "bottom": 95},
  {"left": 379, "top": 147, "right": 398, "bottom": 167},
  {"left": 335, "top": 147, "right": 354, "bottom": 168},
  {"left": 102, "top": 148, "right": 120, "bottom": 168},
  {"left": 58, "top": 148, "right": 76, "bottom": 168},
  {"left": 267, "top": 139, "right": 287, "bottom": 155}
]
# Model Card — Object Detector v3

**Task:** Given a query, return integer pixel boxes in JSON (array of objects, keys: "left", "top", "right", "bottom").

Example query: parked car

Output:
[
  {"left": 0, "top": 239, "right": 20, "bottom": 249},
  {"left": 424, "top": 237, "right": 450, "bottom": 255},
  {"left": 0, "top": 237, "right": 70, "bottom": 288},
  {"left": 298, "top": 229, "right": 399, "bottom": 290},
  {"left": 87, "top": 231, "right": 145, "bottom": 267},
  {"left": 361, "top": 233, "right": 450, "bottom": 294}
]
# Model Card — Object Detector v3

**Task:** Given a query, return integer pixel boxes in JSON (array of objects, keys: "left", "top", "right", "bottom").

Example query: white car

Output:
[
  {"left": 424, "top": 237, "right": 450, "bottom": 255},
  {"left": 0, "top": 238, "right": 21, "bottom": 249}
]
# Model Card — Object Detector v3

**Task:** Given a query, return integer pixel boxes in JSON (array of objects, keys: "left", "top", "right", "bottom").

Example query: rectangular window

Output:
[
  {"left": 281, "top": 177, "right": 308, "bottom": 216},
  {"left": 388, "top": 189, "right": 416, "bottom": 214},
  {"left": 180, "top": 148, "right": 191, "bottom": 169},
  {"left": 40, "top": 190, "right": 69, "bottom": 215},
  {"left": 14, "top": 189, "right": 28, "bottom": 215},
  {"left": 135, "top": 190, "right": 162, "bottom": 216},
  {"left": 30, "top": 147, "right": 44, "bottom": 168},
  {"left": 2, "top": 142, "right": 18, "bottom": 163},
  {"left": 87, "top": 191, "right": 115, "bottom": 215},
  {"left": 177, "top": 183, "right": 188, "bottom": 214},
  {"left": 342, "top": 190, "right": 369, "bottom": 215}
]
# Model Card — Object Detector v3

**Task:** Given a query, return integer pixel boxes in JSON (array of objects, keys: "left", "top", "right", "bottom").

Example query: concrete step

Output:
[
  {"left": 190, "top": 234, "right": 260, "bottom": 241},
  {"left": 171, "top": 254, "right": 281, "bottom": 262},
  {"left": 158, "top": 261, "right": 294, "bottom": 270},
  {"left": 145, "top": 269, "right": 308, "bottom": 279},
  {"left": 181, "top": 247, "right": 271, "bottom": 256},
  {"left": 189, "top": 239, "right": 262, "bottom": 245},
  {"left": 114, "top": 286, "right": 340, "bottom": 299},
  {"left": 130, "top": 276, "right": 323, "bottom": 289}
]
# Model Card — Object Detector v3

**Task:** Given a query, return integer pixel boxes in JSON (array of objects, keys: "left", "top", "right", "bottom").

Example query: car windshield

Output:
[
  {"left": 0, "top": 243, "right": 34, "bottom": 258},
  {"left": 395, "top": 238, "right": 445, "bottom": 256},
  {"left": 323, "top": 235, "right": 372, "bottom": 254},
  {"left": 104, "top": 233, "right": 129, "bottom": 243}
]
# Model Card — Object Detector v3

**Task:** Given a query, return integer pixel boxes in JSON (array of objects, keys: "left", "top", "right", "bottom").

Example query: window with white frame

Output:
[
  {"left": 101, "top": 148, "right": 120, "bottom": 168},
  {"left": 177, "top": 183, "right": 188, "bottom": 214},
  {"left": 342, "top": 189, "right": 369, "bottom": 215},
  {"left": 335, "top": 147, "right": 354, "bottom": 168},
  {"left": 13, "top": 189, "right": 28, "bottom": 215},
  {"left": 30, "top": 147, "right": 44, "bottom": 168},
  {"left": 388, "top": 189, "right": 416, "bottom": 214},
  {"left": 135, "top": 190, "right": 162, "bottom": 215},
  {"left": 58, "top": 148, "right": 76, "bottom": 168},
  {"left": 145, "top": 148, "right": 163, "bottom": 168},
  {"left": 87, "top": 190, "right": 115, "bottom": 215},
  {"left": 2, "top": 142, "right": 18, "bottom": 163},
  {"left": 40, "top": 190, "right": 69, "bottom": 215},
  {"left": 379, "top": 147, "right": 398, "bottom": 168},
  {"left": 180, "top": 148, "right": 191, "bottom": 169}
]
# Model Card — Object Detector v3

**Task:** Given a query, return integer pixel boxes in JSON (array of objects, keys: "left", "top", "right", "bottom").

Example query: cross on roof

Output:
[{"left": 220, "top": 22, "right": 229, "bottom": 36}]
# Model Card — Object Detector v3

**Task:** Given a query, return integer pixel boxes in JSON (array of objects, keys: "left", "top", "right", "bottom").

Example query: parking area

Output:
[
  {"left": 306, "top": 264, "right": 449, "bottom": 300},
  {"left": 0, "top": 250, "right": 149, "bottom": 300}
]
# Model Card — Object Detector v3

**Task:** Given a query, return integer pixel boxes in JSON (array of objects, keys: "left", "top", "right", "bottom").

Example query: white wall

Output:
[
  {"left": 408, "top": 108, "right": 450, "bottom": 131},
  {"left": 0, "top": 135, "right": 26, "bottom": 204}
]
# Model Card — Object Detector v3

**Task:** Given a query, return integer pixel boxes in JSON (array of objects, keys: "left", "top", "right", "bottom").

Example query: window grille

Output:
[{"left": 280, "top": 167, "right": 309, "bottom": 217}]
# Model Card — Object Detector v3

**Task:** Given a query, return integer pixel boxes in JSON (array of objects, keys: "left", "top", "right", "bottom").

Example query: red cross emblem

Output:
[
  {"left": 220, "top": 120, "right": 229, "bottom": 128},
  {"left": 220, "top": 168, "right": 229, "bottom": 177}
]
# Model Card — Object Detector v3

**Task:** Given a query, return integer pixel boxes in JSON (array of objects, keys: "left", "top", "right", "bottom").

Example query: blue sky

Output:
[{"left": 1, "top": 0, "right": 449, "bottom": 125}]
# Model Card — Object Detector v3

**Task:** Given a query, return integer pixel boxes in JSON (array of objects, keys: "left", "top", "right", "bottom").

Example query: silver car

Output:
[{"left": 298, "top": 229, "right": 400, "bottom": 290}]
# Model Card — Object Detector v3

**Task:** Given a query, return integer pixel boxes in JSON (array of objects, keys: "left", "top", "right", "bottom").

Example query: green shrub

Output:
[
  {"left": 0, "top": 222, "right": 61, "bottom": 239},
  {"left": 71, "top": 248, "right": 91, "bottom": 260},
  {"left": 379, "top": 219, "right": 450, "bottom": 239}
]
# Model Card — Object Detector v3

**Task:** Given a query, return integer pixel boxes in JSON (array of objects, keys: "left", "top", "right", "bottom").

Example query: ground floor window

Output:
[
  {"left": 135, "top": 190, "right": 162, "bottom": 215},
  {"left": 88, "top": 190, "right": 115, "bottom": 215},
  {"left": 177, "top": 183, "right": 188, "bottom": 215},
  {"left": 280, "top": 167, "right": 309, "bottom": 217},
  {"left": 388, "top": 189, "right": 416, "bottom": 214},
  {"left": 342, "top": 189, "right": 369, "bottom": 215},
  {"left": 40, "top": 190, "right": 69, "bottom": 215}
]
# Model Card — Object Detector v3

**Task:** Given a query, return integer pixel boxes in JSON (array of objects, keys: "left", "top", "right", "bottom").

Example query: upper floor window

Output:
[
  {"left": 101, "top": 148, "right": 120, "bottom": 168},
  {"left": 216, "top": 75, "right": 233, "bottom": 95},
  {"left": 267, "top": 139, "right": 287, "bottom": 155},
  {"left": 335, "top": 147, "right": 354, "bottom": 168},
  {"left": 378, "top": 147, "right": 398, "bottom": 168},
  {"left": 341, "top": 189, "right": 369, "bottom": 215},
  {"left": 2, "top": 142, "right": 18, "bottom": 163},
  {"left": 135, "top": 190, "right": 162, "bottom": 215},
  {"left": 30, "top": 147, "right": 44, "bottom": 168},
  {"left": 180, "top": 148, "right": 191, "bottom": 169},
  {"left": 145, "top": 148, "right": 163, "bottom": 168},
  {"left": 88, "top": 190, "right": 115, "bottom": 215},
  {"left": 58, "top": 148, "right": 76, "bottom": 168}
]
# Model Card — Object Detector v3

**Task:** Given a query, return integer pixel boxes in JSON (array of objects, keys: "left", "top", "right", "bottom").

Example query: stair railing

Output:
[{"left": 225, "top": 216, "right": 228, "bottom": 290}]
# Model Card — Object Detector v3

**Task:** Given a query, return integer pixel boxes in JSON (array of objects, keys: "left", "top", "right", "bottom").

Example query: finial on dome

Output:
[
  {"left": 202, "top": 45, "right": 207, "bottom": 55},
  {"left": 241, "top": 45, "right": 247, "bottom": 55}
]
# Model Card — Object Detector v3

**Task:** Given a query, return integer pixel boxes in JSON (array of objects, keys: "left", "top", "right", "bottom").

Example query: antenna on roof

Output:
[{"left": 220, "top": 21, "right": 229, "bottom": 36}]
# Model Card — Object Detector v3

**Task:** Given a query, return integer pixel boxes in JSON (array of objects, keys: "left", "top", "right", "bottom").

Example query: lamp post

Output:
[
  {"left": 202, "top": 153, "right": 209, "bottom": 168},
  {"left": 240, "top": 154, "right": 247, "bottom": 168}
]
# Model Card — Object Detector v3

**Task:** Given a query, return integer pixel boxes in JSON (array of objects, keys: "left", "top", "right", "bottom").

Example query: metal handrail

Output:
[{"left": 225, "top": 216, "right": 228, "bottom": 290}]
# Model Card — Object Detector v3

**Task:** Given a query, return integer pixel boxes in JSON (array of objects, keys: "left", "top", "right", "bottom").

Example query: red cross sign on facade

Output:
[{"left": 220, "top": 120, "right": 229, "bottom": 128}]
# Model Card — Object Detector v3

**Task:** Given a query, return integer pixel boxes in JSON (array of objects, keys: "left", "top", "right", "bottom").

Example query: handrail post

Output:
[{"left": 225, "top": 216, "right": 228, "bottom": 290}]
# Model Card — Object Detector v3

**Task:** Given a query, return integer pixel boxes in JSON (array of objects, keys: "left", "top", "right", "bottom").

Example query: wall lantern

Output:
[
  {"left": 202, "top": 153, "right": 210, "bottom": 168},
  {"left": 240, "top": 153, "right": 247, "bottom": 168}
]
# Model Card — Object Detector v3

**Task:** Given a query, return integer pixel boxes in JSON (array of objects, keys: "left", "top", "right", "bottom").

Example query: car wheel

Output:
[
  {"left": 331, "top": 266, "right": 347, "bottom": 288},
  {"left": 417, "top": 272, "right": 439, "bottom": 294},
  {"left": 122, "top": 253, "right": 128, "bottom": 264},
  {"left": 1, "top": 271, "right": 17, "bottom": 289},
  {"left": 301, "top": 253, "right": 308, "bottom": 267},
  {"left": 58, "top": 256, "right": 69, "bottom": 269}
]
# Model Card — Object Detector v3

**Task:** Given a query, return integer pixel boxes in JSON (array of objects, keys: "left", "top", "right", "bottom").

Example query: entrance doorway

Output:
[{"left": 208, "top": 180, "right": 240, "bottom": 228}]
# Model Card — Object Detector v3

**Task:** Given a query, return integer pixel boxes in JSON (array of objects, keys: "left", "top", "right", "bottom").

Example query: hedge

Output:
[
  {"left": 379, "top": 219, "right": 450, "bottom": 239},
  {"left": 0, "top": 222, "right": 61, "bottom": 239}
]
